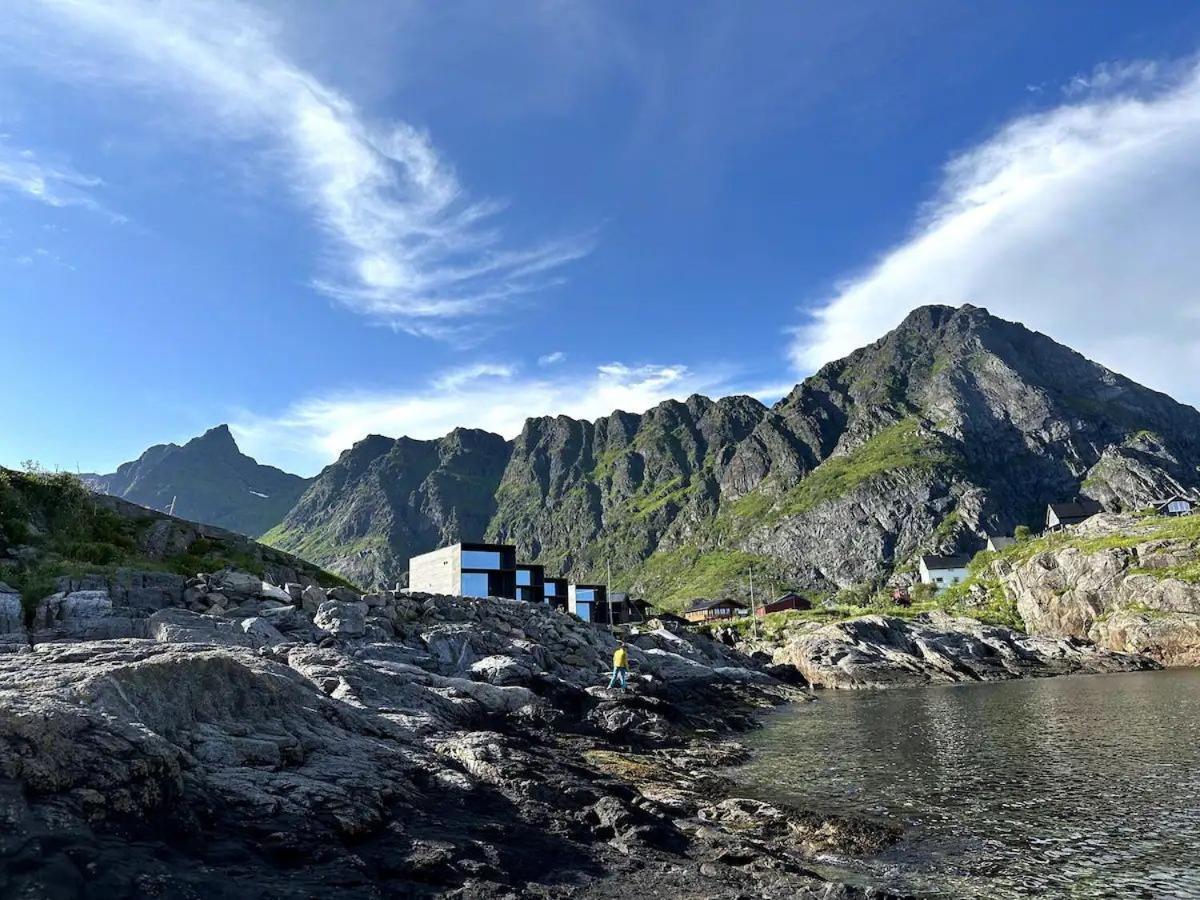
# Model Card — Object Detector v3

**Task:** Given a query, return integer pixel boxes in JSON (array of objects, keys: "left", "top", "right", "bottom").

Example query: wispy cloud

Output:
[
  {"left": 537, "top": 351, "right": 566, "bottom": 366},
  {"left": 232, "top": 361, "right": 731, "bottom": 475},
  {"left": 0, "top": 137, "right": 104, "bottom": 213},
  {"left": 791, "top": 59, "right": 1200, "bottom": 408},
  {"left": 2, "top": 0, "right": 590, "bottom": 336}
]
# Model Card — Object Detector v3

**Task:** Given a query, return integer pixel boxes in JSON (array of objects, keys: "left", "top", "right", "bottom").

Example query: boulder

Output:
[
  {"left": 327, "top": 586, "right": 362, "bottom": 604},
  {"left": 240, "top": 616, "right": 288, "bottom": 647},
  {"left": 147, "top": 608, "right": 254, "bottom": 646},
  {"left": 313, "top": 600, "right": 367, "bottom": 637},
  {"left": 300, "top": 584, "right": 327, "bottom": 615}
]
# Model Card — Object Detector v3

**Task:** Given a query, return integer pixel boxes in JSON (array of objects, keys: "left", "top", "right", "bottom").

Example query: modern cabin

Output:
[
  {"left": 408, "top": 542, "right": 517, "bottom": 599},
  {"left": 514, "top": 563, "right": 545, "bottom": 604},
  {"left": 568, "top": 584, "right": 608, "bottom": 622},
  {"left": 543, "top": 576, "right": 569, "bottom": 612}
]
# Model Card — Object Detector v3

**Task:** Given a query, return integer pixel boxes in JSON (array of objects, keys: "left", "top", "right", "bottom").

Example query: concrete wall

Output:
[{"left": 409, "top": 545, "right": 461, "bottom": 596}]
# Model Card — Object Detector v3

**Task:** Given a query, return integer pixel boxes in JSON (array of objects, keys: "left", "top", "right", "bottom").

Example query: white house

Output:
[
  {"left": 918, "top": 554, "right": 971, "bottom": 591},
  {"left": 986, "top": 535, "right": 1015, "bottom": 552}
]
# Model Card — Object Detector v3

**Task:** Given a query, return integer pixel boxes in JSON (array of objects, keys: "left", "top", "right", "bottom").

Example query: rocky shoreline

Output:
[
  {"left": 728, "top": 610, "right": 1156, "bottom": 690},
  {"left": 1, "top": 570, "right": 909, "bottom": 898}
]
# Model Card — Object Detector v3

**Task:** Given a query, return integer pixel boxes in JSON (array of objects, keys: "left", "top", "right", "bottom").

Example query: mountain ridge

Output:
[
  {"left": 82, "top": 424, "right": 312, "bottom": 537},
  {"left": 85, "top": 305, "right": 1200, "bottom": 604}
]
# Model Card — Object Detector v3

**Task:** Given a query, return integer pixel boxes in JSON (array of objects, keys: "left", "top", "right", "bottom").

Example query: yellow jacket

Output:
[{"left": 613, "top": 646, "right": 628, "bottom": 668}]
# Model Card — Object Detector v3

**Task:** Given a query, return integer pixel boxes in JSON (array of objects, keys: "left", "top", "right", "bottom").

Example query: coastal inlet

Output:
[{"left": 734, "top": 668, "right": 1200, "bottom": 899}]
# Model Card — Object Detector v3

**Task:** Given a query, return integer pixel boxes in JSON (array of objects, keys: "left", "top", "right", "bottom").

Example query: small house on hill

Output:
[
  {"left": 683, "top": 597, "right": 747, "bottom": 623},
  {"left": 756, "top": 592, "right": 812, "bottom": 617},
  {"left": 918, "top": 554, "right": 971, "bottom": 591},
  {"left": 1045, "top": 500, "right": 1103, "bottom": 532},
  {"left": 986, "top": 534, "right": 1015, "bottom": 552},
  {"left": 1150, "top": 495, "right": 1196, "bottom": 517}
]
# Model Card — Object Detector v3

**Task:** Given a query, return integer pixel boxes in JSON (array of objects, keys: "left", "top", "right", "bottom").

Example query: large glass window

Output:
[
  {"left": 461, "top": 572, "right": 491, "bottom": 598},
  {"left": 576, "top": 601, "right": 592, "bottom": 622},
  {"left": 516, "top": 569, "right": 531, "bottom": 586},
  {"left": 461, "top": 550, "right": 503, "bottom": 570},
  {"left": 575, "top": 588, "right": 595, "bottom": 601},
  {"left": 544, "top": 582, "right": 557, "bottom": 596}
]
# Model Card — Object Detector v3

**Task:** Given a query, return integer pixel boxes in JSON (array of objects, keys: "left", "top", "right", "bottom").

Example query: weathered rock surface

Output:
[
  {"left": 0, "top": 572, "right": 894, "bottom": 898},
  {"left": 997, "top": 513, "right": 1200, "bottom": 666},
  {"left": 755, "top": 611, "right": 1155, "bottom": 689}
]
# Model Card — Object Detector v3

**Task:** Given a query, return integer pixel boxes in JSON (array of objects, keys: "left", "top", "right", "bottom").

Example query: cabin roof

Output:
[
  {"left": 1047, "top": 500, "right": 1103, "bottom": 519},
  {"left": 920, "top": 554, "right": 972, "bottom": 570},
  {"left": 683, "top": 597, "right": 748, "bottom": 613}
]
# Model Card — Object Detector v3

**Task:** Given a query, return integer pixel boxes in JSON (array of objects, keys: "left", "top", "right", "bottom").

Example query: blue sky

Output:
[{"left": 4, "top": 1, "right": 1200, "bottom": 476}]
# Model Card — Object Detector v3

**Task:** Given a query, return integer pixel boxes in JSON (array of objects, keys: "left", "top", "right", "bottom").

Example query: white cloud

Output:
[
  {"left": 232, "top": 361, "right": 730, "bottom": 475},
  {"left": 538, "top": 351, "right": 566, "bottom": 366},
  {"left": 2, "top": 0, "right": 589, "bottom": 335},
  {"left": 0, "top": 137, "right": 104, "bottom": 212},
  {"left": 791, "top": 59, "right": 1200, "bottom": 408}
]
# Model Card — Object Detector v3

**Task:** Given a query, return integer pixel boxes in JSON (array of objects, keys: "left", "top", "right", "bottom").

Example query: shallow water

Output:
[{"left": 735, "top": 670, "right": 1200, "bottom": 898}]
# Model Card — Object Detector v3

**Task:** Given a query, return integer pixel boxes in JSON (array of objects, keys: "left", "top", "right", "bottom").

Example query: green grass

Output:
[
  {"left": 633, "top": 546, "right": 780, "bottom": 612},
  {"left": 775, "top": 418, "right": 950, "bottom": 518}
]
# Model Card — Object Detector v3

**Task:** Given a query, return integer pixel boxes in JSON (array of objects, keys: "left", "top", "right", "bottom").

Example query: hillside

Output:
[
  {"left": 83, "top": 424, "right": 311, "bottom": 537},
  {"left": 0, "top": 465, "right": 349, "bottom": 621},
  {"left": 262, "top": 428, "right": 512, "bottom": 588}
]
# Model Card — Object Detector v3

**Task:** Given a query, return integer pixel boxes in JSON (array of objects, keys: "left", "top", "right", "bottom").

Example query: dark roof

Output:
[
  {"left": 1047, "top": 500, "right": 1103, "bottom": 520},
  {"left": 646, "top": 610, "right": 689, "bottom": 624},
  {"left": 1151, "top": 494, "right": 1195, "bottom": 506},
  {"left": 920, "top": 554, "right": 972, "bottom": 570},
  {"left": 773, "top": 592, "right": 805, "bottom": 603},
  {"left": 683, "top": 597, "right": 748, "bottom": 613}
]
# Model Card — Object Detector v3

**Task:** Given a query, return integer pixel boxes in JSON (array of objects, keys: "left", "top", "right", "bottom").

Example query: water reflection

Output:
[{"left": 736, "top": 670, "right": 1200, "bottom": 898}]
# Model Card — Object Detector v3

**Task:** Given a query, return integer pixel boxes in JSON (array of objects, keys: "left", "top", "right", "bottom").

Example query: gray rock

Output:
[
  {"left": 300, "top": 584, "right": 327, "bottom": 615},
  {"left": 240, "top": 616, "right": 287, "bottom": 647},
  {"left": 769, "top": 611, "right": 1155, "bottom": 689},
  {"left": 147, "top": 608, "right": 254, "bottom": 646},
  {"left": 313, "top": 600, "right": 367, "bottom": 637},
  {"left": 327, "top": 586, "right": 362, "bottom": 604}
]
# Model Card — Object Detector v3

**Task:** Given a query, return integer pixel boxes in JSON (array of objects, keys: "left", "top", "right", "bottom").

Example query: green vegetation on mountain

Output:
[
  {"left": 0, "top": 465, "right": 349, "bottom": 619},
  {"left": 72, "top": 306, "right": 1200, "bottom": 609}
]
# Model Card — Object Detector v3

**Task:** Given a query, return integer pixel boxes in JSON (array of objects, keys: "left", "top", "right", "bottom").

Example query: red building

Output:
[{"left": 755, "top": 592, "right": 812, "bottom": 617}]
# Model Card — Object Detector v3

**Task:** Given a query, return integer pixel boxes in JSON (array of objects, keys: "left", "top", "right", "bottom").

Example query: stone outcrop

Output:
[
  {"left": 738, "top": 610, "right": 1155, "bottom": 690},
  {"left": 995, "top": 513, "right": 1200, "bottom": 666},
  {"left": 0, "top": 567, "right": 898, "bottom": 898}
]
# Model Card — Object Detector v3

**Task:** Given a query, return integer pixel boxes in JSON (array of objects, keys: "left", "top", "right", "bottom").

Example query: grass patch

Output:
[
  {"left": 633, "top": 546, "right": 780, "bottom": 612},
  {"left": 775, "top": 418, "right": 951, "bottom": 517}
]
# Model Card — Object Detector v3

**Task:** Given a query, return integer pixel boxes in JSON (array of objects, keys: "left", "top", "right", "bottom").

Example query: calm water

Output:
[{"left": 736, "top": 670, "right": 1200, "bottom": 898}]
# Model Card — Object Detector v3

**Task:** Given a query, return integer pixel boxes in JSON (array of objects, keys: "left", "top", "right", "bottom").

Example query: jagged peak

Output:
[{"left": 188, "top": 423, "right": 240, "bottom": 453}]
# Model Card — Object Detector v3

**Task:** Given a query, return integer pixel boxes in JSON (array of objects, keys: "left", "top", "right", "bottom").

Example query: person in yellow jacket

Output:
[{"left": 608, "top": 640, "right": 629, "bottom": 691}]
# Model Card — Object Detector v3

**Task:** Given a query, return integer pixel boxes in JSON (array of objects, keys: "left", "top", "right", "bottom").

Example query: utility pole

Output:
[
  {"left": 750, "top": 564, "right": 760, "bottom": 641},
  {"left": 607, "top": 561, "right": 615, "bottom": 633},
  {"left": 167, "top": 495, "right": 177, "bottom": 517}
]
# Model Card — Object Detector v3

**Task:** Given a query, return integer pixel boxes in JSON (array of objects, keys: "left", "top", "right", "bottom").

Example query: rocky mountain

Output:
[
  {"left": 484, "top": 304, "right": 1200, "bottom": 605},
  {"left": 262, "top": 428, "right": 512, "bottom": 588},
  {"left": 80, "top": 306, "right": 1200, "bottom": 606},
  {"left": 83, "top": 424, "right": 311, "bottom": 537}
]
